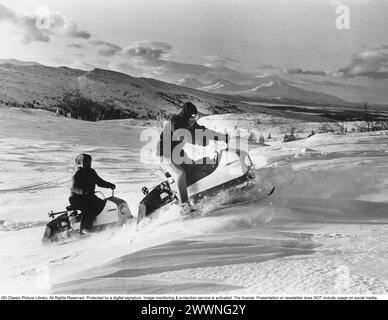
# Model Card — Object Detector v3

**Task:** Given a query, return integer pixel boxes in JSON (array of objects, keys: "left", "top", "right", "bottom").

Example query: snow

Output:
[
  {"left": 1, "top": 108, "right": 388, "bottom": 295},
  {"left": 249, "top": 81, "right": 275, "bottom": 91},
  {"left": 200, "top": 82, "right": 226, "bottom": 91}
]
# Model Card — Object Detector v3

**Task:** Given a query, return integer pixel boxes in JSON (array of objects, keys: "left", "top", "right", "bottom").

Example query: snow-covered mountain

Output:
[
  {"left": 199, "top": 79, "right": 250, "bottom": 92},
  {"left": 175, "top": 77, "right": 204, "bottom": 89},
  {"left": 239, "top": 80, "right": 347, "bottom": 105},
  {"left": 0, "top": 60, "right": 349, "bottom": 122},
  {"left": 198, "top": 77, "right": 347, "bottom": 105}
]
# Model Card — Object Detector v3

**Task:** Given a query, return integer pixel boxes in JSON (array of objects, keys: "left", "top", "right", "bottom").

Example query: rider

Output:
[
  {"left": 157, "top": 102, "right": 228, "bottom": 211},
  {"left": 69, "top": 154, "right": 116, "bottom": 234}
]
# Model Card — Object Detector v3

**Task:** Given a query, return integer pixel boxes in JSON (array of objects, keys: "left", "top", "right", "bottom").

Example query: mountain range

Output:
[
  {"left": 175, "top": 76, "right": 348, "bottom": 106},
  {"left": 0, "top": 59, "right": 350, "bottom": 121},
  {"left": 0, "top": 62, "right": 261, "bottom": 118}
]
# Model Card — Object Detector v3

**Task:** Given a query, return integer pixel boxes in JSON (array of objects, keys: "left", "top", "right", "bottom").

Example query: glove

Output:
[{"left": 110, "top": 184, "right": 116, "bottom": 190}]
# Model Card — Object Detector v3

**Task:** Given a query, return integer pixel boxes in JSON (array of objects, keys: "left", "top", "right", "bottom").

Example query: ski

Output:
[{"left": 207, "top": 186, "right": 275, "bottom": 214}]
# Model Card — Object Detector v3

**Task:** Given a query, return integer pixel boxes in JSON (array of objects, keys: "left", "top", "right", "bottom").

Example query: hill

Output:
[{"left": 0, "top": 63, "right": 275, "bottom": 120}]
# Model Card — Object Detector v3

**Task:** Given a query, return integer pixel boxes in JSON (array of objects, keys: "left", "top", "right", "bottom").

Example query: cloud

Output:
[
  {"left": 89, "top": 40, "right": 122, "bottom": 57},
  {"left": 123, "top": 41, "right": 173, "bottom": 60},
  {"left": 120, "top": 56, "right": 254, "bottom": 84},
  {"left": 360, "top": 44, "right": 388, "bottom": 51},
  {"left": 0, "top": 3, "right": 17, "bottom": 22},
  {"left": 46, "top": 13, "right": 90, "bottom": 38},
  {"left": 120, "top": 42, "right": 252, "bottom": 82},
  {"left": 0, "top": 4, "right": 90, "bottom": 43},
  {"left": 67, "top": 42, "right": 86, "bottom": 49},
  {"left": 338, "top": 50, "right": 388, "bottom": 79},
  {"left": 0, "top": 4, "right": 49, "bottom": 42},
  {"left": 65, "top": 39, "right": 253, "bottom": 83},
  {"left": 203, "top": 55, "right": 240, "bottom": 68},
  {"left": 66, "top": 28, "right": 90, "bottom": 39},
  {"left": 260, "top": 64, "right": 275, "bottom": 70},
  {"left": 67, "top": 40, "right": 123, "bottom": 56},
  {"left": 283, "top": 68, "right": 327, "bottom": 76},
  {"left": 304, "top": 79, "right": 366, "bottom": 89}
]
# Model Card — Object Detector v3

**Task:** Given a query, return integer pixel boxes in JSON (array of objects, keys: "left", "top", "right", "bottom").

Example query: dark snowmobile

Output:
[{"left": 137, "top": 148, "right": 256, "bottom": 223}]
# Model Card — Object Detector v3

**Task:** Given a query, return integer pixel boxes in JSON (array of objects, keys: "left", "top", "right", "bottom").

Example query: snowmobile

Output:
[
  {"left": 42, "top": 190, "right": 132, "bottom": 243},
  {"left": 137, "top": 148, "right": 256, "bottom": 224}
]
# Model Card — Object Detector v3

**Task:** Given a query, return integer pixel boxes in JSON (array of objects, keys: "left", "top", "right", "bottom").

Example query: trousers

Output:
[{"left": 69, "top": 194, "right": 106, "bottom": 230}]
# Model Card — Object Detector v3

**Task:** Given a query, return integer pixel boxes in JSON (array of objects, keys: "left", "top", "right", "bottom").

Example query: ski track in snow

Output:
[{"left": 1, "top": 108, "right": 388, "bottom": 295}]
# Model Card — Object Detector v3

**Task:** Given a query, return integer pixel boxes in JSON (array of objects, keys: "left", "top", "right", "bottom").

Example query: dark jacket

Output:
[
  {"left": 71, "top": 168, "right": 114, "bottom": 196},
  {"left": 158, "top": 113, "right": 226, "bottom": 161}
]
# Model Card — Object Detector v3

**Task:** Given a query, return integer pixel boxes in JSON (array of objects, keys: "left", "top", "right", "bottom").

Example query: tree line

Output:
[{"left": 56, "top": 90, "right": 145, "bottom": 121}]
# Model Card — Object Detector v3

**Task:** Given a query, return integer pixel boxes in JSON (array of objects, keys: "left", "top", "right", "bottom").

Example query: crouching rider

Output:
[
  {"left": 156, "top": 102, "right": 228, "bottom": 213},
  {"left": 69, "top": 154, "right": 116, "bottom": 235}
]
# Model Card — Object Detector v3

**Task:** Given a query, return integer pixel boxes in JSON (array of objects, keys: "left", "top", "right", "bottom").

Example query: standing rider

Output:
[
  {"left": 69, "top": 154, "right": 116, "bottom": 234},
  {"left": 157, "top": 102, "right": 228, "bottom": 212}
]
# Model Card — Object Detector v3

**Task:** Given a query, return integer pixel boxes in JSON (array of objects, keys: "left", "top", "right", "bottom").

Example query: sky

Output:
[{"left": 0, "top": 0, "right": 387, "bottom": 103}]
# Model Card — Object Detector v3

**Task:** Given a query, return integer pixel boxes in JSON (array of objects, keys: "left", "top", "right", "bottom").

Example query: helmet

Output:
[
  {"left": 182, "top": 102, "right": 198, "bottom": 116},
  {"left": 75, "top": 153, "right": 92, "bottom": 169}
]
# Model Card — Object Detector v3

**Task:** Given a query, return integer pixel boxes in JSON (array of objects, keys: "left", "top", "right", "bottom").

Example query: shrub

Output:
[{"left": 57, "top": 90, "right": 141, "bottom": 121}]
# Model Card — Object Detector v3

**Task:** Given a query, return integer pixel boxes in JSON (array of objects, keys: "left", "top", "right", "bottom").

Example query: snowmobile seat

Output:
[{"left": 184, "top": 154, "right": 219, "bottom": 187}]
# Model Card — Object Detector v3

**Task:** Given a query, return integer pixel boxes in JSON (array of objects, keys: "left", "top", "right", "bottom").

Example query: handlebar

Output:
[
  {"left": 48, "top": 210, "right": 68, "bottom": 218},
  {"left": 48, "top": 189, "right": 116, "bottom": 218}
]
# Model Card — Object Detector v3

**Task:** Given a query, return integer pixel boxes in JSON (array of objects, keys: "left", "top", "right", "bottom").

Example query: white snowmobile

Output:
[
  {"left": 137, "top": 148, "right": 256, "bottom": 223},
  {"left": 42, "top": 190, "right": 132, "bottom": 243}
]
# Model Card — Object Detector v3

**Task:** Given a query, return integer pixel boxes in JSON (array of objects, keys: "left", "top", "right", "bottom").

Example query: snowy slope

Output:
[{"left": 1, "top": 108, "right": 388, "bottom": 295}]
